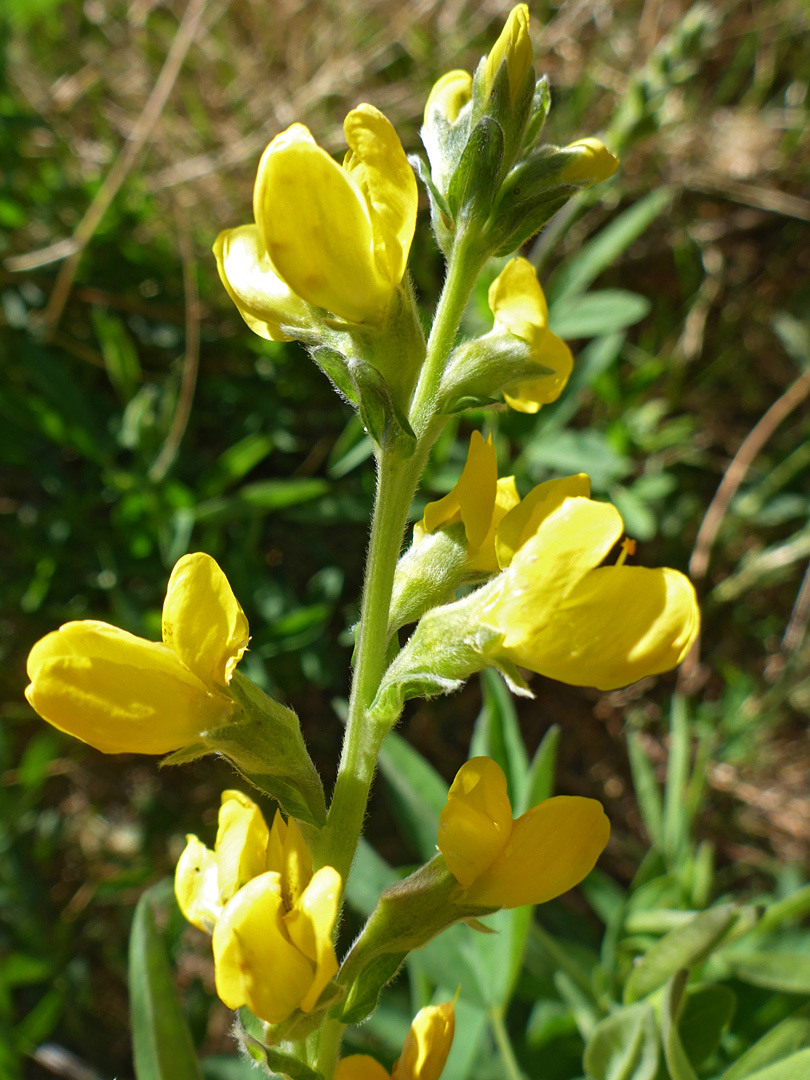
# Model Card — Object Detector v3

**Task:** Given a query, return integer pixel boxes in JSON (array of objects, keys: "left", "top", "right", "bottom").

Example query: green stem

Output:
[
  {"left": 409, "top": 231, "right": 485, "bottom": 436},
  {"left": 312, "top": 231, "right": 486, "bottom": 1077},
  {"left": 312, "top": 1016, "right": 344, "bottom": 1079},
  {"left": 320, "top": 445, "right": 422, "bottom": 882},
  {"left": 489, "top": 1008, "right": 527, "bottom": 1080}
]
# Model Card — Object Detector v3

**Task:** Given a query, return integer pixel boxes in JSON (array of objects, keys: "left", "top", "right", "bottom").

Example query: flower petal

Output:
[
  {"left": 162, "top": 552, "right": 249, "bottom": 687},
  {"left": 466, "top": 475, "right": 520, "bottom": 574},
  {"left": 488, "top": 257, "right": 549, "bottom": 340},
  {"left": 174, "top": 834, "right": 222, "bottom": 932},
  {"left": 213, "top": 225, "right": 311, "bottom": 342},
  {"left": 465, "top": 795, "right": 609, "bottom": 908},
  {"left": 214, "top": 790, "right": 270, "bottom": 903},
  {"left": 483, "top": 4, "right": 532, "bottom": 103},
  {"left": 486, "top": 497, "right": 623, "bottom": 652},
  {"left": 254, "top": 123, "right": 390, "bottom": 323},
  {"left": 438, "top": 757, "right": 513, "bottom": 888},
  {"left": 502, "top": 328, "right": 573, "bottom": 413},
  {"left": 522, "top": 564, "right": 700, "bottom": 690},
  {"left": 495, "top": 474, "right": 590, "bottom": 568},
  {"left": 343, "top": 104, "right": 418, "bottom": 288},
  {"left": 285, "top": 865, "right": 341, "bottom": 1012},
  {"left": 422, "top": 431, "right": 497, "bottom": 552},
  {"left": 25, "top": 621, "right": 227, "bottom": 755},
  {"left": 213, "top": 871, "right": 313, "bottom": 1025}
]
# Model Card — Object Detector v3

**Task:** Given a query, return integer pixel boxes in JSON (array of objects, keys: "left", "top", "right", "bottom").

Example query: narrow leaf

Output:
[
  {"left": 549, "top": 189, "right": 672, "bottom": 301},
  {"left": 129, "top": 886, "right": 203, "bottom": 1080},
  {"left": 623, "top": 904, "right": 737, "bottom": 1003},
  {"left": 583, "top": 1002, "right": 659, "bottom": 1080},
  {"left": 661, "top": 971, "right": 699, "bottom": 1080},
  {"left": 719, "top": 1003, "right": 810, "bottom": 1080}
]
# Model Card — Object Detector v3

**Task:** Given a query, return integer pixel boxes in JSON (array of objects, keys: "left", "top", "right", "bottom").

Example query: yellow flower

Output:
[
  {"left": 213, "top": 864, "right": 341, "bottom": 1025},
  {"left": 560, "top": 137, "right": 619, "bottom": 185},
  {"left": 335, "top": 1002, "right": 455, "bottom": 1080},
  {"left": 417, "top": 431, "right": 516, "bottom": 575},
  {"left": 175, "top": 789, "right": 313, "bottom": 932},
  {"left": 488, "top": 257, "right": 574, "bottom": 413},
  {"left": 416, "top": 431, "right": 589, "bottom": 576},
  {"left": 25, "top": 553, "right": 248, "bottom": 755},
  {"left": 438, "top": 758, "right": 609, "bottom": 908},
  {"left": 480, "top": 496, "right": 700, "bottom": 691},
  {"left": 483, "top": 4, "right": 533, "bottom": 105},
  {"left": 176, "top": 790, "right": 339, "bottom": 1026},
  {"left": 217, "top": 104, "right": 417, "bottom": 329}
]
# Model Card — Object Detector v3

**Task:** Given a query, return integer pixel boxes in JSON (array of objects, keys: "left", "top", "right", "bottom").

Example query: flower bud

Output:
[
  {"left": 559, "top": 137, "right": 620, "bottom": 185},
  {"left": 482, "top": 4, "right": 533, "bottom": 106},
  {"left": 439, "top": 258, "right": 572, "bottom": 413},
  {"left": 336, "top": 1001, "right": 455, "bottom": 1080}
]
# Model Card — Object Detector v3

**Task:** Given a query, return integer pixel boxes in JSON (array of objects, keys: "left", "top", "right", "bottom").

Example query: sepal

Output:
[
  {"left": 333, "top": 855, "right": 496, "bottom": 1024},
  {"left": 371, "top": 594, "right": 531, "bottom": 727},
  {"left": 522, "top": 75, "right": 551, "bottom": 148},
  {"left": 235, "top": 1008, "right": 326, "bottom": 1078},
  {"left": 446, "top": 118, "right": 504, "bottom": 225},
  {"left": 191, "top": 672, "right": 327, "bottom": 827},
  {"left": 409, "top": 155, "right": 454, "bottom": 257},
  {"left": 388, "top": 524, "right": 469, "bottom": 633},
  {"left": 311, "top": 346, "right": 416, "bottom": 453},
  {"left": 438, "top": 333, "right": 555, "bottom": 414}
]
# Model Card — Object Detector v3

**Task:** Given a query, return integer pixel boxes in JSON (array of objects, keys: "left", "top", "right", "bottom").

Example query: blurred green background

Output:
[{"left": 1, "top": 0, "right": 809, "bottom": 1075}]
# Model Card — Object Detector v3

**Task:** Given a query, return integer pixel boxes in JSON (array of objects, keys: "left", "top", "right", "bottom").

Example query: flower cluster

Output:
[
  {"left": 20, "top": 7, "right": 704, "bottom": 1079},
  {"left": 176, "top": 790, "right": 341, "bottom": 1026}
]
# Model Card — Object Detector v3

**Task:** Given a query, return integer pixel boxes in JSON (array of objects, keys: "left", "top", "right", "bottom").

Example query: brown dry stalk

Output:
[
  {"left": 679, "top": 365, "right": 810, "bottom": 687},
  {"left": 7, "top": 0, "right": 210, "bottom": 335}
]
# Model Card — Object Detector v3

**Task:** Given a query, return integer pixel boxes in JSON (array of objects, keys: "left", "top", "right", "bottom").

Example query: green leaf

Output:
[
  {"left": 626, "top": 733, "right": 663, "bottom": 846},
  {"left": 521, "top": 724, "right": 560, "bottom": 814},
  {"left": 549, "top": 189, "right": 672, "bottom": 302},
  {"left": 678, "top": 984, "right": 735, "bottom": 1067},
  {"left": 722, "top": 949, "right": 810, "bottom": 994},
  {"left": 549, "top": 290, "right": 651, "bottom": 339},
  {"left": 377, "top": 731, "right": 449, "bottom": 861},
  {"left": 583, "top": 1002, "right": 659, "bottom": 1080},
  {"left": 663, "top": 695, "right": 691, "bottom": 862},
  {"left": 719, "top": 1003, "right": 810, "bottom": 1080},
  {"left": 661, "top": 971, "right": 699, "bottom": 1080},
  {"left": 129, "top": 885, "right": 203, "bottom": 1080},
  {"left": 92, "top": 305, "right": 142, "bottom": 402},
  {"left": 623, "top": 904, "right": 737, "bottom": 1003},
  {"left": 201, "top": 434, "right": 274, "bottom": 496},
  {"left": 729, "top": 1048, "right": 810, "bottom": 1080},
  {"left": 469, "top": 669, "right": 529, "bottom": 810}
]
